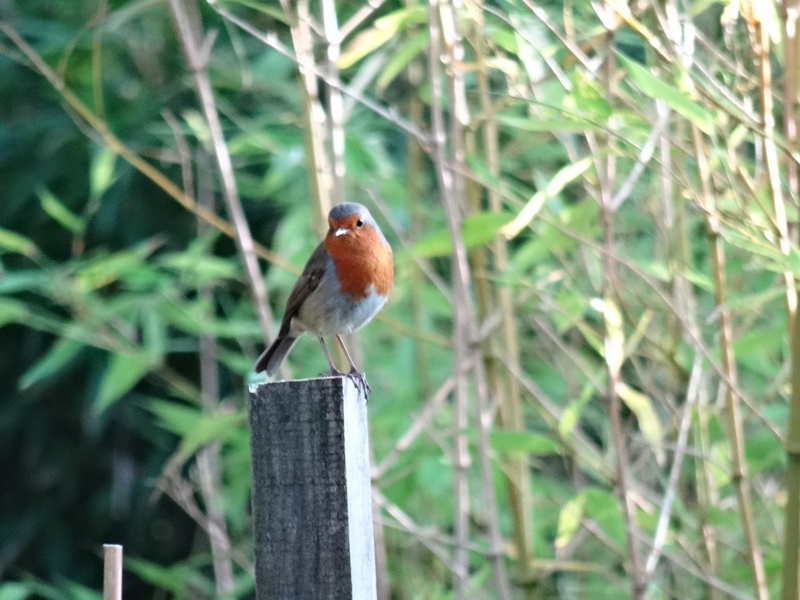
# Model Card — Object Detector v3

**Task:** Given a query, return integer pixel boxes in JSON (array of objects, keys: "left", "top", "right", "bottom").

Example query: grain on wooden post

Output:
[
  {"left": 249, "top": 376, "right": 377, "bottom": 600},
  {"left": 103, "top": 544, "right": 122, "bottom": 600}
]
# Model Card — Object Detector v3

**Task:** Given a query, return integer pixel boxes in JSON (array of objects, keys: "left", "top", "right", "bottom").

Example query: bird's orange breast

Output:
[{"left": 324, "top": 227, "right": 393, "bottom": 299}]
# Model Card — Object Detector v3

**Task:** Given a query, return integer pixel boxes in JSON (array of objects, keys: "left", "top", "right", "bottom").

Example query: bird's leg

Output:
[
  {"left": 318, "top": 336, "right": 345, "bottom": 376},
  {"left": 334, "top": 334, "right": 360, "bottom": 373},
  {"left": 335, "top": 334, "right": 370, "bottom": 397}
]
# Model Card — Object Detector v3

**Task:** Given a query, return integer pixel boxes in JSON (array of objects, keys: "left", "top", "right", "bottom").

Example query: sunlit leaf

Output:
[
  {"left": 412, "top": 212, "right": 514, "bottom": 258},
  {"left": 496, "top": 114, "right": 599, "bottom": 133},
  {"left": 90, "top": 147, "right": 117, "bottom": 199},
  {"left": 563, "top": 70, "right": 612, "bottom": 121},
  {"left": 591, "top": 297, "right": 624, "bottom": 376},
  {"left": 501, "top": 157, "right": 593, "bottom": 239},
  {"left": 377, "top": 31, "right": 427, "bottom": 91},
  {"left": 559, "top": 383, "right": 594, "bottom": 438},
  {"left": 0, "top": 298, "right": 28, "bottom": 326},
  {"left": 556, "top": 493, "right": 586, "bottom": 549},
  {"left": 38, "top": 188, "right": 83, "bottom": 233},
  {"left": 0, "top": 228, "right": 40, "bottom": 258},
  {"left": 338, "top": 6, "right": 427, "bottom": 69},
  {"left": 619, "top": 54, "right": 715, "bottom": 133},
  {"left": 0, "top": 582, "right": 34, "bottom": 600},
  {"left": 617, "top": 381, "right": 663, "bottom": 461}
]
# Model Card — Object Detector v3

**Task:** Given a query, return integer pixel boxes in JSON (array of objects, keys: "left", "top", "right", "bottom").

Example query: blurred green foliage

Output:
[{"left": 1, "top": 0, "right": 797, "bottom": 598}]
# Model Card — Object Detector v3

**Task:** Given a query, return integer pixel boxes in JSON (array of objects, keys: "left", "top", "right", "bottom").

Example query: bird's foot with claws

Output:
[{"left": 326, "top": 368, "right": 371, "bottom": 399}]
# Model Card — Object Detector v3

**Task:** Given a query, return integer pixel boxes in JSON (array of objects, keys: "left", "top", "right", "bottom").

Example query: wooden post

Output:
[
  {"left": 249, "top": 376, "right": 377, "bottom": 600},
  {"left": 103, "top": 544, "right": 122, "bottom": 600}
]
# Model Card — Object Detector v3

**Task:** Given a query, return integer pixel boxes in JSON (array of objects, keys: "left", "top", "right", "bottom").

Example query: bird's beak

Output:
[{"left": 334, "top": 227, "right": 349, "bottom": 237}]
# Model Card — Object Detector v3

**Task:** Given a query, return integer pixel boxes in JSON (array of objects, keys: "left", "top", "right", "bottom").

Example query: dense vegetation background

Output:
[{"left": 3, "top": 0, "right": 800, "bottom": 598}]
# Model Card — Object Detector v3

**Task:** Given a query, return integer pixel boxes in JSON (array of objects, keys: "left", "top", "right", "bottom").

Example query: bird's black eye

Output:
[{"left": 356, "top": 218, "right": 364, "bottom": 228}]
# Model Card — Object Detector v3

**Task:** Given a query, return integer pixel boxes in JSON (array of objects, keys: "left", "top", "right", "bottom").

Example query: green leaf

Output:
[
  {"left": 501, "top": 157, "right": 593, "bottom": 239},
  {"left": 145, "top": 399, "right": 201, "bottom": 436},
  {"left": 180, "top": 411, "right": 246, "bottom": 457},
  {"left": 0, "top": 269, "right": 54, "bottom": 294},
  {"left": 0, "top": 582, "right": 34, "bottom": 600},
  {"left": 619, "top": 54, "right": 714, "bottom": 134},
  {"left": 90, "top": 147, "right": 117, "bottom": 199},
  {"left": 38, "top": 188, "right": 83, "bottom": 233},
  {"left": 415, "top": 456, "right": 452, "bottom": 498},
  {"left": 20, "top": 338, "right": 83, "bottom": 389},
  {"left": 95, "top": 352, "right": 149, "bottom": 412},
  {"left": 77, "top": 242, "right": 159, "bottom": 290},
  {"left": 592, "top": 297, "right": 624, "bottom": 376},
  {"left": 564, "top": 69, "right": 612, "bottom": 121},
  {"left": 159, "top": 252, "right": 238, "bottom": 283},
  {"left": 412, "top": 212, "right": 514, "bottom": 258},
  {"left": 559, "top": 383, "right": 594, "bottom": 438},
  {"left": 495, "top": 114, "right": 599, "bottom": 133},
  {"left": 125, "top": 558, "right": 212, "bottom": 596},
  {"left": 555, "top": 493, "right": 586, "bottom": 549},
  {"left": 0, "top": 298, "right": 28, "bottom": 326},
  {"left": 338, "top": 6, "right": 426, "bottom": 69},
  {"left": 583, "top": 487, "right": 625, "bottom": 547},
  {"left": 377, "top": 31, "right": 427, "bottom": 91},
  {"left": 489, "top": 430, "right": 560, "bottom": 455},
  {"left": 0, "top": 227, "right": 40, "bottom": 258},
  {"left": 617, "top": 381, "right": 663, "bottom": 461},
  {"left": 217, "top": 0, "right": 287, "bottom": 20}
]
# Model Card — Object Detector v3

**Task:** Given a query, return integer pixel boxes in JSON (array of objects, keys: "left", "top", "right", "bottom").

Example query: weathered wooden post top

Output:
[{"left": 248, "top": 376, "right": 377, "bottom": 600}]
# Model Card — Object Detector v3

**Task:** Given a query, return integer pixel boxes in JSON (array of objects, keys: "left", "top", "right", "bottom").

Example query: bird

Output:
[{"left": 254, "top": 202, "right": 393, "bottom": 384}]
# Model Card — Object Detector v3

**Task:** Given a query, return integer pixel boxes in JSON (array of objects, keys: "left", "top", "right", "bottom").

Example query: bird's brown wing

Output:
[{"left": 277, "top": 242, "right": 329, "bottom": 336}]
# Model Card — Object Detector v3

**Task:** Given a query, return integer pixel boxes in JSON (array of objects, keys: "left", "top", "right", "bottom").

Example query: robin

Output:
[{"left": 254, "top": 202, "right": 393, "bottom": 382}]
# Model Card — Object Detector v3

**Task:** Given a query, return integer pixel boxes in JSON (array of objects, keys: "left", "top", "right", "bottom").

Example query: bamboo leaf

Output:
[
  {"left": 377, "top": 31, "right": 427, "bottom": 91},
  {"left": 20, "top": 338, "right": 83, "bottom": 389},
  {"left": 338, "top": 6, "right": 426, "bottom": 69},
  {"left": 617, "top": 381, "right": 663, "bottom": 461},
  {"left": 38, "top": 188, "right": 83, "bottom": 233},
  {"left": 0, "top": 298, "right": 28, "bottom": 326},
  {"left": 0, "top": 228, "right": 40, "bottom": 258},
  {"left": 489, "top": 430, "right": 560, "bottom": 455},
  {"left": 619, "top": 54, "right": 715, "bottom": 133},
  {"left": 90, "top": 147, "right": 117, "bottom": 199},
  {"left": 496, "top": 114, "right": 599, "bottom": 133},
  {"left": 180, "top": 411, "right": 246, "bottom": 457},
  {"left": 95, "top": 352, "right": 149, "bottom": 412},
  {"left": 556, "top": 493, "right": 586, "bottom": 550},
  {"left": 412, "top": 212, "right": 514, "bottom": 258},
  {"left": 592, "top": 297, "right": 624, "bottom": 376},
  {"left": 501, "top": 157, "right": 593, "bottom": 239},
  {"left": 146, "top": 399, "right": 201, "bottom": 436}
]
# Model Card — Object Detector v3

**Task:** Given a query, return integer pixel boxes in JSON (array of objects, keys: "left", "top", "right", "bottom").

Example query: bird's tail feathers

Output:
[{"left": 254, "top": 335, "right": 298, "bottom": 375}]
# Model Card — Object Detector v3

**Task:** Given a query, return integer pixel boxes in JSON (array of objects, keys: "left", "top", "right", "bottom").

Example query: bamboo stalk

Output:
[
  {"left": 691, "top": 124, "right": 768, "bottom": 600},
  {"left": 783, "top": 1, "right": 800, "bottom": 597},
  {"left": 195, "top": 150, "right": 235, "bottom": 594},
  {"left": 751, "top": 15, "right": 796, "bottom": 325},
  {"left": 783, "top": 294, "right": 800, "bottom": 600},
  {"left": 426, "top": 0, "right": 473, "bottom": 595},
  {"left": 280, "top": 0, "right": 333, "bottom": 226},
  {"left": 320, "top": 0, "right": 345, "bottom": 208},
  {"left": 167, "top": 0, "right": 279, "bottom": 367},
  {"left": 594, "top": 18, "right": 644, "bottom": 599},
  {"left": 470, "top": 3, "right": 535, "bottom": 594}
]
